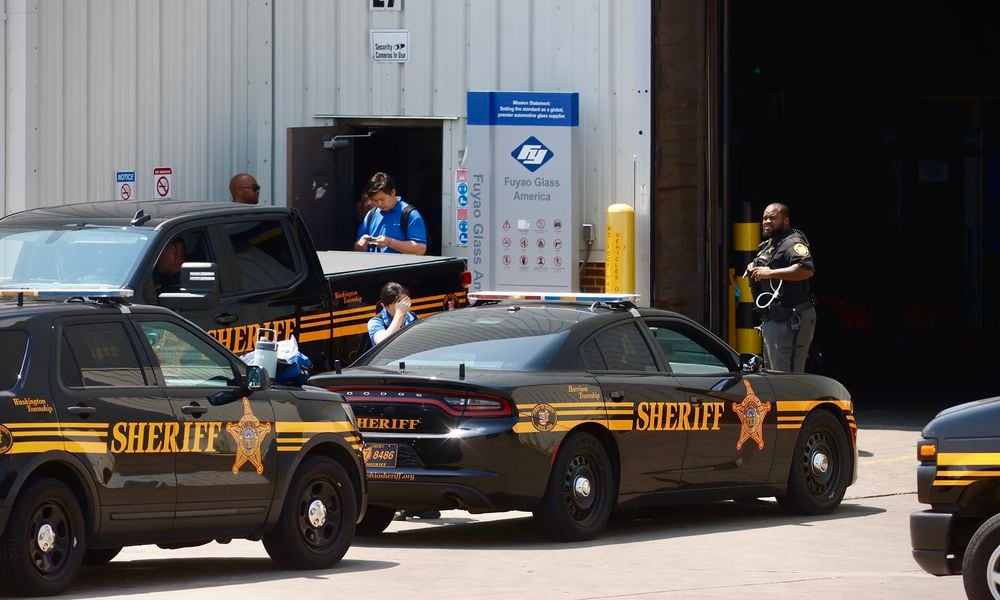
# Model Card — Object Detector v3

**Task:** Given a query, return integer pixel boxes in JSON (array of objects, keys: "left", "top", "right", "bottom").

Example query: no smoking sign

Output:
[{"left": 153, "top": 167, "right": 173, "bottom": 199}]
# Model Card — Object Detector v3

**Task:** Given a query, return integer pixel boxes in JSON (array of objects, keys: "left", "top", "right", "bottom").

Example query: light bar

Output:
[
  {"left": 0, "top": 288, "right": 134, "bottom": 299},
  {"left": 468, "top": 291, "right": 640, "bottom": 304}
]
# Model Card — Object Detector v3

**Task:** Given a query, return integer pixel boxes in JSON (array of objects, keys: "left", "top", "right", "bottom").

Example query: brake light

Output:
[
  {"left": 460, "top": 271, "right": 472, "bottom": 289},
  {"left": 325, "top": 386, "right": 512, "bottom": 418}
]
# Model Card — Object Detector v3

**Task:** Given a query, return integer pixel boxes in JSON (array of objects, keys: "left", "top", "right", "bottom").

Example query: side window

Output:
[
  {"left": 149, "top": 228, "right": 212, "bottom": 300},
  {"left": 225, "top": 220, "right": 298, "bottom": 292},
  {"left": 0, "top": 331, "right": 28, "bottom": 389},
  {"left": 646, "top": 322, "right": 731, "bottom": 375},
  {"left": 580, "top": 338, "right": 607, "bottom": 371},
  {"left": 593, "top": 323, "right": 658, "bottom": 372},
  {"left": 139, "top": 321, "right": 236, "bottom": 387},
  {"left": 61, "top": 323, "right": 146, "bottom": 387}
]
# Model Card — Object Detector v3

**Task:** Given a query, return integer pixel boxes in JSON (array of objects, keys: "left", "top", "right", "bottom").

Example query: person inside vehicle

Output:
[
  {"left": 153, "top": 238, "right": 185, "bottom": 294},
  {"left": 368, "top": 282, "right": 417, "bottom": 345}
]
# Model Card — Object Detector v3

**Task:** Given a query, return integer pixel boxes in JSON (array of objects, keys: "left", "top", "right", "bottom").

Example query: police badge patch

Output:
[
  {"left": 793, "top": 242, "right": 810, "bottom": 257},
  {"left": 531, "top": 403, "right": 557, "bottom": 432},
  {"left": 0, "top": 424, "right": 12, "bottom": 454}
]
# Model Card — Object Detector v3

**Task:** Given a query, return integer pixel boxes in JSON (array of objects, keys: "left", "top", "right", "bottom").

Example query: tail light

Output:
[
  {"left": 460, "top": 271, "right": 472, "bottom": 289},
  {"left": 324, "top": 386, "right": 512, "bottom": 418}
]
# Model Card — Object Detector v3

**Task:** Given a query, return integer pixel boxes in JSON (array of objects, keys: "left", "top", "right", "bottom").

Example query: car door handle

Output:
[
  {"left": 181, "top": 404, "right": 209, "bottom": 417},
  {"left": 215, "top": 313, "right": 239, "bottom": 325},
  {"left": 66, "top": 405, "right": 96, "bottom": 416},
  {"left": 301, "top": 304, "right": 325, "bottom": 312},
  {"left": 689, "top": 396, "right": 704, "bottom": 405},
  {"left": 608, "top": 391, "right": 626, "bottom": 401}
]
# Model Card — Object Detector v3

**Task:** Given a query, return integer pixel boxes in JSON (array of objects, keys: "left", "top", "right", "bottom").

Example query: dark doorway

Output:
[
  {"left": 726, "top": 1, "right": 1000, "bottom": 406},
  {"left": 287, "top": 124, "right": 443, "bottom": 254},
  {"left": 353, "top": 125, "right": 443, "bottom": 255}
]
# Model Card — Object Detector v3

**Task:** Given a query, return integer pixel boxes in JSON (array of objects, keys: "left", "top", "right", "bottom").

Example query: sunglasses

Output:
[{"left": 239, "top": 184, "right": 261, "bottom": 192}]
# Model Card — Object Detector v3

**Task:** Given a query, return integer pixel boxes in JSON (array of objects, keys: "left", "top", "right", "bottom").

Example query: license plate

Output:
[{"left": 363, "top": 443, "right": 398, "bottom": 468}]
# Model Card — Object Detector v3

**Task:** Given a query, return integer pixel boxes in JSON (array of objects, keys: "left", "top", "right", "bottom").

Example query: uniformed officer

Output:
[{"left": 747, "top": 203, "right": 816, "bottom": 372}]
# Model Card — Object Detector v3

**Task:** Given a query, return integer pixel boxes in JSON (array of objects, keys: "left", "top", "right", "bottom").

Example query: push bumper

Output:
[{"left": 910, "top": 510, "right": 960, "bottom": 575}]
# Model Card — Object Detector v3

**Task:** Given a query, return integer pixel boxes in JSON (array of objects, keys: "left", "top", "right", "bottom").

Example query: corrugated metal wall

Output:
[
  {"left": 5, "top": 0, "right": 650, "bottom": 292},
  {"left": 4, "top": 0, "right": 272, "bottom": 212}
]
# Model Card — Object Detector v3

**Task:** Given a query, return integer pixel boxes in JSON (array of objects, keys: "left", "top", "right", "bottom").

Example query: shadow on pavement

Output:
[
  {"left": 353, "top": 500, "right": 884, "bottom": 550},
  {"left": 60, "top": 557, "right": 396, "bottom": 599}
]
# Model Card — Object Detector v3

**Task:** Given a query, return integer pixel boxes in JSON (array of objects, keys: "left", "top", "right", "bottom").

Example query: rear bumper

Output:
[
  {"left": 366, "top": 467, "right": 541, "bottom": 513},
  {"left": 910, "top": 510, "right": 960, "bottom": 576}
]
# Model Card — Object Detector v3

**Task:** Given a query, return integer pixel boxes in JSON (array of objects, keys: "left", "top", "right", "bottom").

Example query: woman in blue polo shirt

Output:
[
  {"left": 354, "top": 172, "right": 428, "bottom": 255},
  {"left": 368, "top": 282, "right": 418, "bottom": 346}
]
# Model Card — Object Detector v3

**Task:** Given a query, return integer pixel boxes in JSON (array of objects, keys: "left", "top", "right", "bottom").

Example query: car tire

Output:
[
  {"left": 355, "top": 506, "right": 396, "bottom": 537},
  {"left": 533, "top": 432, "right": 614, "bottom": 542},
  {"left": 262, "top": 456, "right": 358, "bottom": 570},
  {"left": 963, "top": 513, "right": 1000, "bottom": 600},
  {"left": 0, "top": 477, "right": 86, "bottom": 597},
  {"left": 82, "top": 547, "right": 122, "bottom": 567},
  {"left": 777, "top": 410, "right": 851, "bottom": 515}
]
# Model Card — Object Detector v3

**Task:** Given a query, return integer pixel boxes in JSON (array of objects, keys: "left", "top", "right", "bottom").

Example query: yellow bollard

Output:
[
  {"left": 733, "top": 217, "right": 762, "bottom": 355},
  {"left": 606, "top": 204, "right": 635, "bottom": 293}
]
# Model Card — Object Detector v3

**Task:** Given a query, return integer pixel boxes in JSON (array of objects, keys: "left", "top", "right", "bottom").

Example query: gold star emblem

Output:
[
  {"left": 227, "top": 397, "right": 271, "bottom": 475},
  {"left": 734, "top": 380, "right": 771, "bottom": 451}
]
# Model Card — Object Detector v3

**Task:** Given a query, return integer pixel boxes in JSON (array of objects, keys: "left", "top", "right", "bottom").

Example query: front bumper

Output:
[{"left": 910, "top": 509, "right": 960, "bottom": 575}]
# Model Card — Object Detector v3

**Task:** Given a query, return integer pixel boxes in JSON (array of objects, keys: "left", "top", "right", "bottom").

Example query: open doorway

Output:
[
  {"left": 287, "top": 123, "right": 443, "bottom": 255},
  {"left": 352, "top": 125, "right": 443, "bottom": 255}
]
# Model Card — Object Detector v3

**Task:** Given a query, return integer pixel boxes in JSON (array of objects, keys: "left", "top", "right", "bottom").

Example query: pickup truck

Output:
[{"left": 0, "top": 200, "right": 469, "bottom": 370}]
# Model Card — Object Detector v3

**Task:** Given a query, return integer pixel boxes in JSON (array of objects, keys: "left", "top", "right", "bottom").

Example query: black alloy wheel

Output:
[
  {"left": 778, "top": 410, "right": 851, "bottom": 515},
  {"left": 963, "top": 513, "right": 1000, "bottom": 600},
  {"left": 534, "top": 432, "right": 614, "bottom": 541},
  {"left": 263, "top": 456, "right": 358, "bottom": 570},
  {"left": 355, "top": 506, "right": 397, "bottom": 537},
  {"left": 0, "top": 477, "right": 86, "bottom": 596}
]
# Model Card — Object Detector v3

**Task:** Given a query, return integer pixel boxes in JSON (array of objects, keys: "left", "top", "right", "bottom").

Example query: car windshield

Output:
[
  {"left": 366, "top": 306, "right": 589, "bottom": 371},
  {"left": 0, "top": 225, "right": 153, "bottom": 290}
]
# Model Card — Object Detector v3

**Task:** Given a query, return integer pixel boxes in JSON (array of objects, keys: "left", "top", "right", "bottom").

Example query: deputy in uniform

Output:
[{"left": 747, "top": 203, "right": 816, "bottom": 372}]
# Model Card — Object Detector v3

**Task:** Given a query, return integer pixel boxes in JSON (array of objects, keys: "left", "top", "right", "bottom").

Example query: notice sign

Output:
[
  {"left": 153, "top": 167, "right": 172, "bottom": 200},
  {"left": 456, "top": 169, "right": 469, "bottom": 247},
  {"left": 115, "top": 170, "right": 135, "bottom": 201},
  {"left": 371, "top": 30, "right": 409, "bottom": 62}
]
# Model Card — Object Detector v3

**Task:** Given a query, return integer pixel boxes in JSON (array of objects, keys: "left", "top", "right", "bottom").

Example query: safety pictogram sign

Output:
[
  {"left": 115, "top": 170, "right": 135, "bottom": 201},
  {"left": 153, "top": 167, "right": 173, "bottom": 200}
]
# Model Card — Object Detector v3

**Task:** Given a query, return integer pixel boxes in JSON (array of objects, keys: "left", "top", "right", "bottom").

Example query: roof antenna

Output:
[
  {"left": 130, "top": 209, "right": 151, "bottom": 227},
  {"left": 334, "top": 359, "right": 342, "bottom": 375},
  {"left": 459, "top": 363, "right": 466, "bottom": 381},
  {"left": 399, "top": 361, "right": 406, "bottom": 372}
]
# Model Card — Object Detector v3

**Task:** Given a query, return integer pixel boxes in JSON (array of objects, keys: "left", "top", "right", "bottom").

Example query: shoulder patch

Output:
[{"left": 793, "top": 242, "right": 810, "bottom": 257}]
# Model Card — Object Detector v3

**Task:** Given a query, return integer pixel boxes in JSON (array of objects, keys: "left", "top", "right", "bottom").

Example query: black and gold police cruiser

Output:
[
  {"left": 313, "top": 292, "right": 857, "bottom": 541},
  {"left": 911, "top": 398, "right": 1000, "bottom": 598},
  {"left": 0, "top": 289, "right": 365, "bottom": 596}
]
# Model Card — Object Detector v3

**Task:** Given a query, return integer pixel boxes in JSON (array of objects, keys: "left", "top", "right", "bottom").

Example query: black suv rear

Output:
[{"left": 0, "top": 291, "right": 366, "bottom": 596}]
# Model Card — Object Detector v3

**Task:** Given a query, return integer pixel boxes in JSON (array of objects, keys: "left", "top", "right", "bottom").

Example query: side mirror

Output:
[
  {"left": 159, "top": 262, "right": 220, "bottom": 311},
  {"left": 740, "top": 353, "right": 763, "bottom": 374},
  {"left": 245, "top": 365, "right": 271, "bottom": 392}
]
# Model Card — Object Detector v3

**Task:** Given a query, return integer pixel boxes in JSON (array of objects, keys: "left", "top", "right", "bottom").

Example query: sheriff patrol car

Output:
[
  {"left": 0, "top": 289, "right": 365, "bottom": 596},
  {"left": 313, "top": 292, "right": 857, "bottom": 542}
]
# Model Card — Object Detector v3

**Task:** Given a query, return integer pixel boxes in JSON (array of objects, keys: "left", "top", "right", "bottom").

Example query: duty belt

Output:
[{"left": 758, "top": 300, "right": 813, "bottom": 322}]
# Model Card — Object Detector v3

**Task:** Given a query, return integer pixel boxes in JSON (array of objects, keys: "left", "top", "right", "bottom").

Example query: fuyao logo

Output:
[{"left": 511, "top": 136, "right": 553, "bottom": 172}]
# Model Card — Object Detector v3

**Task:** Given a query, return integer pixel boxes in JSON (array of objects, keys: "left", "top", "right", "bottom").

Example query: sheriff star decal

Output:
[
  {"left": 733, "top": 380, "right": 770, "bottom": 451},
  {"left": 227, "top": 397, "right": 271, "bottom": 474}
]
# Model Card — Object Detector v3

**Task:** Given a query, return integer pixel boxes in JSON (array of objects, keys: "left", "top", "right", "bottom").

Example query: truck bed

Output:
[{"left": 317, "top": 251, "right": 466, "bottom": 280}]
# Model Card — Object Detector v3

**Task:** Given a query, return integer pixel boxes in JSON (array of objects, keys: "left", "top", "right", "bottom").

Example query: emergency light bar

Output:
[
  {"left": 0, "top": 288, "right": 134, "bottom": 305},
  {"left": 468, "top": 291, "right": 641, "bottom": 304}
]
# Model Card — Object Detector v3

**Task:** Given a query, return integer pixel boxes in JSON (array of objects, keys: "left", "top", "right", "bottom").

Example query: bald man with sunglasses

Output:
[{"left": 230, "top": 173, "right": 261, "bottom": 205}]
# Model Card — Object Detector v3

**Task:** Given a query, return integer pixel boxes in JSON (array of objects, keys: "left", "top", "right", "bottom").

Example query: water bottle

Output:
[{"left": 254, "top": 329, "right": 278, "bottom": 378}]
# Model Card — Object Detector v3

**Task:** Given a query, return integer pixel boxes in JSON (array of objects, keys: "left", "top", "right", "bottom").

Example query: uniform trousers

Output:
[{"left": 761, "top": 305, "right": 816, "bottom": 373}]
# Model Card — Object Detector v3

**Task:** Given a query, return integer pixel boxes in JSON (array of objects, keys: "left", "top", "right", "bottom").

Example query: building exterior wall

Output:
[{"left": 3, "top": 0, "right": 652, "bottom": 300}]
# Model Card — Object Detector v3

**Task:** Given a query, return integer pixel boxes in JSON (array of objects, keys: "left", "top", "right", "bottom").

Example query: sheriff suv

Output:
[
  {"left": 0, "top": 289, "right": 366, "bottom": 596},
  {"left": 912, "top": 397, "right": 1000, "bottom": 599}
]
